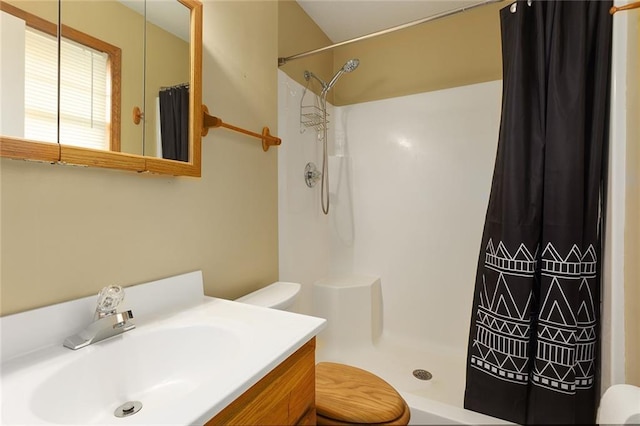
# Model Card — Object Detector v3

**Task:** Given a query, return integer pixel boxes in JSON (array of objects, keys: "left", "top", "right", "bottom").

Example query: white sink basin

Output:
[
  {"left": 1, "top": 272, "right": 326, "bottom": 425},
  {"left": 30, "top": 325, "right": 241, "bottom": 424}
]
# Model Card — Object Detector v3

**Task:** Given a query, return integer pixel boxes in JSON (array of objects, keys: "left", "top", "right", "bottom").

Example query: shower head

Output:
[
  {"left": 342, "top": 58, "right": 360, "bottom": 73},
  {"left": 323, "top": 58, "right": 360, "bottom": 94}
]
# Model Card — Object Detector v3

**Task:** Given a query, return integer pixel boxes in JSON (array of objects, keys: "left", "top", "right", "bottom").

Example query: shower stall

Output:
[
  {"left": 277, "top": 1, "right": 635, "bottom": 424},
  {"left": 278, "top": 69, "right": 504, "bottom": 423}
]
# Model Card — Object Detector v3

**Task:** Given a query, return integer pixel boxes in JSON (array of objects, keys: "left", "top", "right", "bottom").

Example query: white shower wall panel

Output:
[
  {"left": 277, "top": 70, "right": 332, "bottom": 314},
  {"left": 331, "top": 81, "right": 502, "bottom": 351},
  {"left": 277, "top": 70, "right": 502, "bottom": 351}
]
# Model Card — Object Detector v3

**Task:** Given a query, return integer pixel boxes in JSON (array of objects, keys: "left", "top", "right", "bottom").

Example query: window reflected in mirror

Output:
[
  {"left": 60, "top": 0, "right": 139, "bottom": 154},
  {"left": 1, "top": 1, "right": 123, "bottom": 150},
  {"left": 59, "top": 28, "right": 120, "bottom": 151}
]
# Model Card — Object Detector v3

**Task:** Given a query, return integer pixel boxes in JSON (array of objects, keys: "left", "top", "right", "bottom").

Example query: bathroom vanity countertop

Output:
[{"left": 1, "top": 272, "right": 326, "bottom": 425}]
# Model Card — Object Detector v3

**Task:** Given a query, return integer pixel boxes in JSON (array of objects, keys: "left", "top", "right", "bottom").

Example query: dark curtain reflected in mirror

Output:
[{"left": 159, "top": 84, "right": 189, "bottom": 162}]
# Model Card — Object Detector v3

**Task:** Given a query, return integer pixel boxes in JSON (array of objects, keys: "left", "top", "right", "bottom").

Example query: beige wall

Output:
[
  {"left": 278, "top": 0, "right": 334, "bottom": 102},
  {"left": 0, "top": 0, "right": 279, "bottom": 316},
  {"left": 624, "top": 13, "right": 640, "bottom": 386},
  {"left": 332, "top": 2, "right": 503, "bottom": 105},
  {"left": 278, "top": 0, "right": 503, "bottom": 106}
]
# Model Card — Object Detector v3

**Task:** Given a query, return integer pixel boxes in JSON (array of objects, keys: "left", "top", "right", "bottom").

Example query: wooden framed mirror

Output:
[{"left": 0, "top": 0, "right": 202, "bottom": 177}]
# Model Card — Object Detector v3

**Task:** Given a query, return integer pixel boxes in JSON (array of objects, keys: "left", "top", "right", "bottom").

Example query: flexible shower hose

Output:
[{"left": 320, "top": 93, "right": 330, "bottom": 215}]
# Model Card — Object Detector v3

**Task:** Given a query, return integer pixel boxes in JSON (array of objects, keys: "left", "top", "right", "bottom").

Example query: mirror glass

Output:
[
  {"left": 0, "top": 0, "right": 200, "bottom": 174},
  {"left": 1, "top": 0, "right": 193, "bottom": 163},
  {"left": 142, "top": 0, "right": 190, "bottom": 161},
  {"left": 60, "top": 0, "right": 145, "bottom": 155},
  {"left": 0, "top": 0, "right": 59, "bottom": 144}
]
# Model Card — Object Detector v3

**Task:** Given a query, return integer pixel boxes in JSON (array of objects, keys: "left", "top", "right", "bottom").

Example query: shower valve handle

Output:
[{"left": 305, "top": 163, "right": 322, "bottom": 188}]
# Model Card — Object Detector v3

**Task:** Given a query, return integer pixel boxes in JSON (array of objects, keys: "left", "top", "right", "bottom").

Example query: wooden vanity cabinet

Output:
[{"left": 206, "top": 338, "right": 316, "bottom": 425}]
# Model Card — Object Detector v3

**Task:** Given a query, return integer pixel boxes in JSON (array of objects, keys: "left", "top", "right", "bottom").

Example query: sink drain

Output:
[
  {"left": 413, "top": 369, "right": 433, "bottom": 381},
  {"left": 114, "top": 401, "right": 143, "bottom": 418}
]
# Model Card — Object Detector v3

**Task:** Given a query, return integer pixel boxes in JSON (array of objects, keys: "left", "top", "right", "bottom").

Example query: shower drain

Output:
[{"left": 413, "top": 369, "right": 433, "bottom": 381}]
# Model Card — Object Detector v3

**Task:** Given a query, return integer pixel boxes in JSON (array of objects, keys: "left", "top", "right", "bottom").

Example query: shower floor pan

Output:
[{"left": 315, "top": 335, "right": 513, "bottom": 425}]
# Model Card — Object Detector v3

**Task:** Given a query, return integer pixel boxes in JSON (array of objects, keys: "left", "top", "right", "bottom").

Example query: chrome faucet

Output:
[{"left": 63, "top": 285, "right": 135, "bottom": 350}]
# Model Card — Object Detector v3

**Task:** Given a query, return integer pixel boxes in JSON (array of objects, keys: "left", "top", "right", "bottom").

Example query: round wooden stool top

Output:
[{"left": 316, "top": 362, "right": 409, "bottom": 424}]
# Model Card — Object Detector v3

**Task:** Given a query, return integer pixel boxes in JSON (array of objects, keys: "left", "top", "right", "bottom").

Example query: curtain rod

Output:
[
  {"left": 160, "top": 83, "right": 189, "bottom": 91},
  {"left": 278, "top": 0, "right": 504, "bottom": 66}
]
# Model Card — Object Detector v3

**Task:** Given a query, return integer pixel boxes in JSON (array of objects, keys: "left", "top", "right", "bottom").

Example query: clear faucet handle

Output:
[{"left": 96, "top": 285, "right": 125, "bottom": 314}]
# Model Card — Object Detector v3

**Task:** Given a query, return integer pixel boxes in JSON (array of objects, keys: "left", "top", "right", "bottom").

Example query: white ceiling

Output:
[
  {"left": 296, "top": 0, "right": 485, "bottom": 43},
  {"left": 118, "top": 0, "right": 190, "bottom": 42}
]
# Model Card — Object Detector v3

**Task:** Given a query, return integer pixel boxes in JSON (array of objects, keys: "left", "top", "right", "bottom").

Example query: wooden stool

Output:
[{"left": 316, "top": 362, "right": 411, "bottom": 425}]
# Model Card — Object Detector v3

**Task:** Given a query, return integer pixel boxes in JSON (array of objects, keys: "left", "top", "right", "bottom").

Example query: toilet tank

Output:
[{"left": 235, "top": 282, "right": 301, "bottom": 311}]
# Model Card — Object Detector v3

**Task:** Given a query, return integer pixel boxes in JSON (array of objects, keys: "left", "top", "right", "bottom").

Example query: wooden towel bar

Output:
[{"left": 201, "top": 105, "right": 281, "bottom": 152}]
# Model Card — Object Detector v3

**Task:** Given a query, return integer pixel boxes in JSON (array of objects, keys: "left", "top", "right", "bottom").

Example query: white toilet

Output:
[
  {"left": 597, "top": 384, "right": 640, "bottom": 425},
  {"left": 236, "top": 280, "right": 411, "bottom": 425},
  {"left": 235, "top": 281, "right": 301, "bottom": 310}
]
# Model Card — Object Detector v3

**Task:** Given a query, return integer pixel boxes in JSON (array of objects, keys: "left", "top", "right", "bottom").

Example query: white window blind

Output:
[
  {"left": 24, "top": 27, "right": 110, "bottom": 150},
  {"left": 24, "top": 28, "right": 57, "bottom": 143}
]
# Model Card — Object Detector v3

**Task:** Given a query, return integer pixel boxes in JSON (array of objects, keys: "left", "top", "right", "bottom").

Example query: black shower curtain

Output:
[
  {"left": 159, "top": 85, "right": 189, "bottom": 162},
  {"left": 464, "top": 1, "right": 612, "bottom": 424}
]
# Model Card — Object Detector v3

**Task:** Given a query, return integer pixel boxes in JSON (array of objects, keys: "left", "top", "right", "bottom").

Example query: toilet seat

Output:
[{"left": 316, "top": 362, "right": 410, "bottom": 425}]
